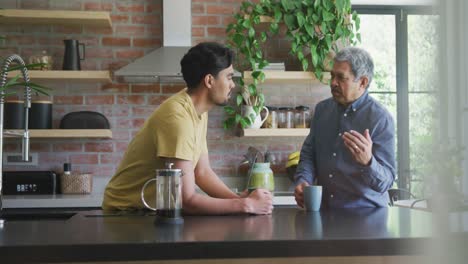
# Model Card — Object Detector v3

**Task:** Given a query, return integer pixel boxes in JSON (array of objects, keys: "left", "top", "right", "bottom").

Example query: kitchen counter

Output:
[{"left": 0, "top": 206, "right": 447, "bottom": 264}]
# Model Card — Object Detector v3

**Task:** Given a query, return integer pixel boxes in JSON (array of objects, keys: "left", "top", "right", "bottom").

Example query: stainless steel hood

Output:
[{"left": 115, "top": 0, "right": 191, "bottom": 83}]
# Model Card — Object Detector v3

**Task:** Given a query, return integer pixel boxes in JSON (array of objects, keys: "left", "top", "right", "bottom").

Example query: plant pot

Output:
[
  {"left": 241, "top": 105, "right": 269, "bottom": 129},
  {"left": 4, "top": 100, "right": 25, "bottom": 129}
]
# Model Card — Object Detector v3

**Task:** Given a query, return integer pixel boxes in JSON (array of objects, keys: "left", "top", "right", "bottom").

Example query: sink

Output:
[{"left": 0, "top": 212, "right": 76, "bottom": 221}]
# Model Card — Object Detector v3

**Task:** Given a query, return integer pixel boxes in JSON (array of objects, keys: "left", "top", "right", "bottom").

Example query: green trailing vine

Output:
[{"left": 223, "top": 0, "right": 360, "bottom": 129}]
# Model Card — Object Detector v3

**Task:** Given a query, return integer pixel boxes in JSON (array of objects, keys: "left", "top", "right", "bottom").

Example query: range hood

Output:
[{"left": 115, "top": 0, "right": 191, "bottom": 83}]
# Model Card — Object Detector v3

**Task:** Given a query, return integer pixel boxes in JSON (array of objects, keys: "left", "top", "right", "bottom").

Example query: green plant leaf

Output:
[
  {"left": 323, "top": 11, "right": 334, "bottom": 22},
  {"left": 258, "top": 71, "right": 266, "bottom": 82},
  {"left": 223, "top": 117, "right": 235, "bottom": 130},
  {"left": 261, "top": 32, "right": 267, "bottom": 42},
  {"left": 301, "top": 59, "right": 309, "bottom": 71},
  {"left": 270, "top": 22, "right": 279, "bottom": 34},
  {"left": 335, "top": 0, "right": 345, "bottom": 10},
  {"left": 237, "top": 94, "right": 243, "bottom": 106},
  {"left": 242, "top": 19, "right": 251, "bottom": 28},
  {"left": 311, "top": 45, "right": 318, "bottom": 67},
  {"left": 248, "top": 27, "right": 255, "bottom": 38},
  {"left": 224, "top": 106, "right": 236, "bottom": 115},
  {"left": 233, "top": 33, "right": 245, "bottom": 47},
  {"left": 297, "top": 12, "right": 305, "bottom": 28},
  {"left": 281, "top": 0, "right": 290, "bottom": 11},
  {"left": 251, "top": 71, "right": 261, "bottom": 79},
  {"left": 284, "top": 14, "right": 296, "bottom": 29},
  {"left": 305, "top": 23, "right": 314, "bottom": 37},
  {"left": 274, "top": 9, "right": 282, "bottom": 22}
]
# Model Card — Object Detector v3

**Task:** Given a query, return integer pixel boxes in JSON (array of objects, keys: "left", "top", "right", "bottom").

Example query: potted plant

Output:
[{"left": 223, "top": 0, "right": 360, "bottom": 129}]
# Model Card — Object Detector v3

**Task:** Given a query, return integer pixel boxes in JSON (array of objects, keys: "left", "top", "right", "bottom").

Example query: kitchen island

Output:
[{"left": 0, "top": 206, "right": 457, "bottom": 264}]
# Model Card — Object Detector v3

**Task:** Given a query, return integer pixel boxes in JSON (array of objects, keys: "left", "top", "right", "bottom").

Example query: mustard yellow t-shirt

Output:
[{"left": 102, "top": 89, "right": 208, "bottom": 210}]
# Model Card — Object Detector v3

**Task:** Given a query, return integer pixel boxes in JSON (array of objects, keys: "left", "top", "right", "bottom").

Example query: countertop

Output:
[{"left": 0, "top": 206, "right": 441, "bottom": 263}]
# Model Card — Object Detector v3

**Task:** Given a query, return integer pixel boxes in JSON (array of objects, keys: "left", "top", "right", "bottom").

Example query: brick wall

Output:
[{"left": 0, "top": 0, "right": 330, "bottom": 192}]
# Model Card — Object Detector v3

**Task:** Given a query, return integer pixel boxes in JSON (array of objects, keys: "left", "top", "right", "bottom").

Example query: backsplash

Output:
[{"left": 0, "top": 0, "right": 330, "bottom": 192}]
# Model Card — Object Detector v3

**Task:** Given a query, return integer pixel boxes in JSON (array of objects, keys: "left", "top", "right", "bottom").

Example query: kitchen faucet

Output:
[{"left": 0, "top": 54, "right": 32, "bottom": 213}]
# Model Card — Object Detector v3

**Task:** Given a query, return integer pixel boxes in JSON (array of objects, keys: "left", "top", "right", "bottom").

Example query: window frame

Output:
[{"left": 352, "top": 5, "right": 438, "bottom": 193}]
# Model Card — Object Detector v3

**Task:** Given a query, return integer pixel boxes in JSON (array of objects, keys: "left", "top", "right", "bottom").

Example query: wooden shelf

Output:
[
  {"left": 4, "top": 129, "right": 112, "bottom": 139},
  {"left": 0, "top": 9, "right": 112, "bottom": 28},
  {"left": 241, "top": 128, "right": 309, "bottom": 137},
  {"left": 243, "top": 71, "right": 330, "bottom": 84},
  {"left": 8, "top": 70, "right": 111, "bottom": 82}
]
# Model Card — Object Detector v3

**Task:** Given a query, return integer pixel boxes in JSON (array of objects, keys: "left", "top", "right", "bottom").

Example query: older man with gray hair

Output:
[{"left": 294, "top": 47, "right": 396, "bottom": 208}]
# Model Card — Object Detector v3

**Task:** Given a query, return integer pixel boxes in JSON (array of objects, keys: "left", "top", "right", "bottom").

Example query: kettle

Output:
[
  {"left": 141, "top": 163, "right": 184, "bottom": 224},
  {"left": 62, "top": 39, "right": 85, "bottom": 70}
]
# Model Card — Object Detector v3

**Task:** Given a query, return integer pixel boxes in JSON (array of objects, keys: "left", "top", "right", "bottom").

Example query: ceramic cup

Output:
[{"left": 304, "top": 185, "right": 322, "bottom": 211}]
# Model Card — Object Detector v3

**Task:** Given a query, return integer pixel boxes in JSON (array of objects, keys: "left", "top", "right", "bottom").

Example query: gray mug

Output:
[{"left": 304, "top": 185, "right": 322, "bottom": 211}]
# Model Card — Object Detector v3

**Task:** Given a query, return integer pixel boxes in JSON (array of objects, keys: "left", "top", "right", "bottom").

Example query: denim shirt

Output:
[{"left": 294, "top": 91, "right": 396, "bottom": 208}]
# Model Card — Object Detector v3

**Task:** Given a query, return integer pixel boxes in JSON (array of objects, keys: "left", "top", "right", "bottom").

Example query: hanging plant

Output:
[{"left": 223, "top": 0, "right": 360, "bottom": 129}]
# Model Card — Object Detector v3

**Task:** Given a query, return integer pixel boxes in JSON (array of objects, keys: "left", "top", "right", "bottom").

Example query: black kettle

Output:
[{"left": 62, "top": 39, "right": 85, "bottom": 70}]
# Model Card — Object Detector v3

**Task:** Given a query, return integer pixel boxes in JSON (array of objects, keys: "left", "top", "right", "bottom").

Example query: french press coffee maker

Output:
[{"left": 141, "top": 163, "right": 184, "bottom": 224}]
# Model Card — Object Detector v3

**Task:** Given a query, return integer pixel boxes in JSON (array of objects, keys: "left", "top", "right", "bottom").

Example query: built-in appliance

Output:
[{"left": 2, "top": 171, "right": 58, "bottom": 195}]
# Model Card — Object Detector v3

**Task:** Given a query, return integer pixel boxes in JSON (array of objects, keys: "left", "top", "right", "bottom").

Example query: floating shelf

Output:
[
  {"left": 8, "top": 70, "right": 111, "bottom": 82},
  {"left": 240, "top": 128, "right": 309, "bottom": 137},
  {"left": 4, "top": 129, "right": 112, "bottom": 139},
  {"left": 243, "top": 71, "right": 330, "bottom": 84},
  {"left": 0, "top": 9, "right": 112, "bottom": 28}
]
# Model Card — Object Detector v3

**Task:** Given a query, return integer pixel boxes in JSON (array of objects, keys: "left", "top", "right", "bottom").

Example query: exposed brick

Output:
[
  {"left": 53, "top": 96, "right": 84, "bottom": 105},
  {"left": 161, "top": 84, "right": 186, "bottom": 94},
  {"left": 116, "top": 3, "right": 145, "bottom": 12},
  {"left": 116, "top": 49, "right": 144, "bottom": 59},
  {"left": 53, "top": 25, "right": 83, "bottom": 34},
  {"left": 48, "top": 1, "right": 82, "bottom": 10},
  {"left": 53, "top": 143, "right": 83, "bottom": 152},
  {"left": 30, "top": 143, "right": 51, "bottom": 152},
  {"left": 85, "top": 142, "right": 114, "bottom": 152},
  {"left": 84, "top": 2, "right": 113, "bottom": 11},
  {"left": 8, "top": 36, "right": 36, "bottom": 45},
  {"left": 147, "top": 26, "right": 162, "bottom": 35},
  {"left": 3, "top": 143, "right": 18, "bottom": 152},
  {"left": 148, "top": 95, "right": 170, "bottom": 106},
  {"left": 131, "top": 84, "right": 160, "bottom": 93},
  {"left": 206, "top": 5, "right": 235, "bottom": 15},
  {"left": 132, "top": 38, "right": 161, "bottom": 47},
  {"left": 110, "top": 14, "right": 129, "bottom": 23},
  {"left": 115, "top": 25, "right": 146, "bottom": 37},
  {"left": 132, "top": 118, "right": 146, "bottom": 128},
  {"left": 111, "top": 130, "right": 130, "bottom": 140},
  {"left": 21, "top": 0, "right": 48, "bottom": 9},
  {"left": 192, "top": 27, "right": 205, "bottom": 37},
  {"left": 70, "top": 154, "right": 99, "bottom": 164},
  {"left": 192, "top": 15, "right": 220, "bottom": 26},
  {"left": 117, "top": 95, "right": 146, "bottom": 105},
  {"left": 132, "top": 15, "right": 159, "bottom": 25},
  {"left": 84, "top": 27, "right": 113, "bottom": 35},
  {"left": 222, "top": 16, "right": 236, "bottom": 26},
  {"left": 192, "top": 3, "right": 205, "bottom": 14},
  {"left": 132, "top": 106, "right": 155, "bottom": 117},
  {"left": 102, "top": 37, "right": 131, "bottom": 46},
  {"left": 116, "top": 142, "right": 130, "bottom": 152},
  {"left": 86, "top": 95, "right": 115, "bottom": 105},
  {"left": 101, "top": 83, "right": 130, "bottom": 93},
  {"left": 207, "top": 27, "right": 226, "bottom": 37},
  {"left": 146, "top": 3, "right": 162, "bottom": 13},
  {"left": 101, "top": 105, "right": 130, "bottom": 118},
  {"left": 102, "top": 60, "right": 129, "bottom": 72},
  {"left": 100, "top": 153, "right": 123, "bottom": 164},
  {"left": 86, "top": 48, "right": 114, "bottom": 59}
]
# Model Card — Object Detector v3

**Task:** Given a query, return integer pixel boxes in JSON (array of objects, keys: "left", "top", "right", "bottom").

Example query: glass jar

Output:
[
  {"left": 278, "top": 107, "right": 294, "bottom": 128},
  {"left": 263, "top": 106, "right": 278, "bottom": 128},
  {"left": 29, "top": 50, "right": 53, "bottom": 70},
  {"left": 294, "top": 105, "right": 310, "bottom": 128},
  {"left": 247, "top": 162, "right": 274, "bottom": 192}
]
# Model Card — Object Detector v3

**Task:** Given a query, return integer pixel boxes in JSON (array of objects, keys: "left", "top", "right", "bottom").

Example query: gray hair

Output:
[{"left": 334, "top": 47, "right": 374, "bottom": 88}]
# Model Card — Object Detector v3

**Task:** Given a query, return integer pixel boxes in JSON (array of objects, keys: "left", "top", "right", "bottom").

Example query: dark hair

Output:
[{"left": 180, "top": 42, "right": 234, "bottom": 90}]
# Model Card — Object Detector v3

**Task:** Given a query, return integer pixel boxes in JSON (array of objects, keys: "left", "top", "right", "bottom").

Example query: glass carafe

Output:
[{"left": 141, "top": 163, "right": 183, "bottom": 224}]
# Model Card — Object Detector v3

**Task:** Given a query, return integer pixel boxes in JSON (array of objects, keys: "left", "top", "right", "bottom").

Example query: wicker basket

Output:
[{"left": 60, "top": 173, "right": 93, "bottom": 194}]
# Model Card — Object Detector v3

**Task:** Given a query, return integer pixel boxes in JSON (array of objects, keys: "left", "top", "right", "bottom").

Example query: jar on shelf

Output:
[
  {"left": 263, "top": 106, "right": 278, "bottom": 128},
  {"left": 294, "top": 105, "right": 311, "bottom": 128},
  {"left": 278, "top": 107, "right": 294, "bottom": 128},
  {"left": 28, "top": 50, "right": 53, "bottom": 70}
]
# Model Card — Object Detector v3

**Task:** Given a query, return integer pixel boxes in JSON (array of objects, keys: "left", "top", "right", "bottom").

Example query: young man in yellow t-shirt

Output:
[{"left": 102, "top": 42, "right": 273, "bottom": 215}]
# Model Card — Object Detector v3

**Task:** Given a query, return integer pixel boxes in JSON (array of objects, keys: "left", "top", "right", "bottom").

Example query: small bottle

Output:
[{"left": 63, "top": 163, "right": 72, "bottom": 176}]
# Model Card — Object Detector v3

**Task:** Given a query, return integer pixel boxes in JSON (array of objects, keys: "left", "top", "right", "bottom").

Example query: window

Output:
[{"left": 354, "top": 6, "right": 439, "bottom": 197}]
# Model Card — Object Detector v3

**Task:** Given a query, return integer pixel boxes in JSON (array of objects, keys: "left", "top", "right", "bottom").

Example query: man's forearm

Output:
[{"left": 183, "top": 192, "right": 247, "bottom": 215}]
